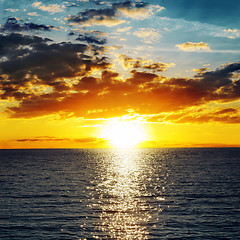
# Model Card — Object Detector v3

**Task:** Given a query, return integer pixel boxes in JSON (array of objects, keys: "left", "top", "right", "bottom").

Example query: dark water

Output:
[{"left": 0, "top": 148, "right": 239, "bottom": 239}]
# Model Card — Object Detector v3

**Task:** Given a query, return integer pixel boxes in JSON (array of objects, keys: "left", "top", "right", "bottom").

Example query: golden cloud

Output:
[{"left": 176, "top": 41, "right": 210, "bottom": 51}]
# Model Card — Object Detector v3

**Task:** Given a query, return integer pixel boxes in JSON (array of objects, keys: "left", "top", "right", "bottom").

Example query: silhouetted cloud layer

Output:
[
  {"left": 1, "top": 17, "right": 56, "bottom": 32},
  {"left": 14, "top": 136, "right": 105, "bottom": 144}
]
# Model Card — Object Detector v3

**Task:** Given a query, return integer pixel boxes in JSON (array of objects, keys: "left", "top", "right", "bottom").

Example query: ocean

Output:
[{"left": 0, "top": 148, "right": 239, "bottom": 239}]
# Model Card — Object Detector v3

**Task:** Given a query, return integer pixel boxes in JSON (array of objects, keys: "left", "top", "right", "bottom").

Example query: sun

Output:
[{"left": 102, "top": 120, "right": 146, "bottom": 148}]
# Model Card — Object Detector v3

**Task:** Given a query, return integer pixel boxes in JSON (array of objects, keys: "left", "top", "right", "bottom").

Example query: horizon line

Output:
[{"left": 1, "top": 146, "right": 240, "bottom": 150}]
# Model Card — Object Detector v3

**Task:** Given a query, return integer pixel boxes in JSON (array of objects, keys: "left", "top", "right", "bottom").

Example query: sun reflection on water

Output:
[{"left": 94, "top": 150, "right": 157, "bottom": 239}]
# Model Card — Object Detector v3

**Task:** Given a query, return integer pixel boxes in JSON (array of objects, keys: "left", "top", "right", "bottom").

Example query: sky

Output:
[{"left": 0, "top": 0, "right": 240, "bottom": 148}]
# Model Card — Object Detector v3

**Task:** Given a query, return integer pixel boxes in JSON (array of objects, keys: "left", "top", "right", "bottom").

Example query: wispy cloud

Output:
[
  {"left": 32, "top": 1, "right": 65, "bottom": 14},
  {"left": 27, "top": 12, "right": 40, "bottom": 16},
  {"left": 4, "top": 8, "right": 19, "bottom": 12},
  {"left": 116, "top": 26, "right": 132, "bottom": 32},
  {"left": 133, "top": 28, "right": 160, "bottom": 42}
]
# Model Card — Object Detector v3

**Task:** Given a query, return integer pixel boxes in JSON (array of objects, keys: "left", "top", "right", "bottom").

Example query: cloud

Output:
[
  {"left": 143, "top": 62, "right": 175, "bottom": 72},
  {"left": 10, "top": 62, "right": 240, "bottom": 118},
  {"left": 3, "top": 57, "right": 240, "bottom": 118},
  {"left": 67, "top": 7, "right": 124, "bottom": 27},
  {"left": 176, "top": 41, "right": 210, "bottom": 51},
  {"left": 116, "top": 26, "right": 132, "bottom": 32},
  {"left": 223, "top": 28, "right": 239, "bottom": 39},
  {"left": 74, "top": 30, "right": 107, "bottom": 45},
  {"left": 114, "top": 1, "right": 153, "bottom": 19},
  {"left": 13, "top": 136, "right": 106, "bottom": 145},
  {"left": 27, "top": 12, "right": 40, "bottom": 16},
  {"left": 0, "top": 33, "right": 110, "bottom": 107},
  {"left": 115, "top": 2, "right": 164, "bottom": 19},
  {"left": 1, "top": 33, "right": 240, "bottom": 121},
  {"left": 4, "top": 8, "right": 19, "bottom": 12},
  {"left": 74, "top": 137, "right": 105, "bottom": 144},
  {"left": 120, "top": 55, "right": 174, "bottom": 72},
  {"left": 67, "top": 1, "right": 151, "bottom": 26},
  {"left": 0, "top": 33, "right": 52, "bottom": 56},
  {"left": 169, "top": 108, "right": 240, "bottom": 124},
  {"left": 1, "top": 17, "right": 56, "bottom": 32},
  {"left": 147, "top": 107, "right": 240, "bottom": 124},
  {"left": 224, "top": 28, "right": 239, "bottom": 33},
  {"left": 32, "top": 1, "right": 65, "bottom": 14},
  {"left": 215, "top": 108, "right": 238, "bottom": 114},
  {"left": 15, "top": 136, "right": 69, "bottom": 142},
  {"left": 193, "top": 67, "right": 210, "bottom": 74},
  {"left": 133, "top": 28, "right": 160, "bottom": 41}
]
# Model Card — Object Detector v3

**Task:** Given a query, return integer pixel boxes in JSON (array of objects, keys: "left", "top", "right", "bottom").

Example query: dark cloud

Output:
[
  {"left": 0, "top": 32, "right": 111, "bottom": 116},
  {"left": 14, "top": 136, "right": 106, "bottom": 144},
  {"left": 0, "top": 33, "right": 110, "bottom": 100},
  {"left": 126, "top": 70, "right": 158, "bottom": 84},
  {"left": 143, "top": 63, "right": 170, "bottom": 72},
  {"left": 15, "top": 136, "right": 69, "bottom": 142},
  {"left": 1, "top": 17, "right": 56, "bottom": 32},
  {"left": 67, "top": 7, "right": 118, "bottom": 25},
  {"left": 1, "top": 40, "right": 87, "bottom": 86},
  {"left": 67, "top": 1, "right": 148, "bottom": 26},
  {"left": 215, "top": 108, "right": 238, "bottom": 115},
  {"left": 165, "top": 62, "right": 240, "bottom": 104},
  {"left": 112, "top": 1, "right": 147, "bottom": 10},
  {"left": 76, "top": 32, "right": 107, "bottom": 45},
  {"left": 0, "top": 33, "right": 52, "bottom": 55},
  {"left": 120, "top": 55, "right": 174, "bottom": 72},
  {"left": 197, "top": 63, "right": 240, "bottom": 89}
]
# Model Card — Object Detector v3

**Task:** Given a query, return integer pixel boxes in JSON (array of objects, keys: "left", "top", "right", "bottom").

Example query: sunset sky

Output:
[{"left": 0, "top": 0, "right": 240, "bottom": 148}]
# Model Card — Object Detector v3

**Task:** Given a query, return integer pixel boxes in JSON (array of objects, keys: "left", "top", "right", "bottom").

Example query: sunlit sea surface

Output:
[{"left": 0, "top": 148, "right": 239, "bottom": 239}]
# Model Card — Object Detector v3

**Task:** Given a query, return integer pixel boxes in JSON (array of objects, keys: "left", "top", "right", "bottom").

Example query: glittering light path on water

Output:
[{"left": 88, "top": 150, "right": 167, "bottom": 239}]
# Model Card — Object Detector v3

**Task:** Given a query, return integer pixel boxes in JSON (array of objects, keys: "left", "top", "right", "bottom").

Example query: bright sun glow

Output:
[{"left": 102, "top": 120, "right": 146, "bottom": 148}]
